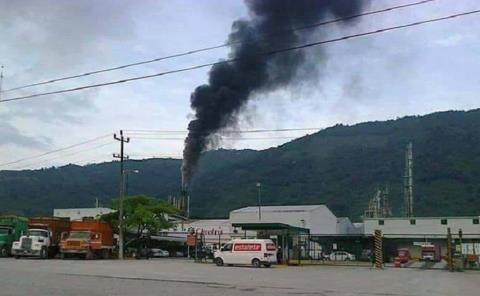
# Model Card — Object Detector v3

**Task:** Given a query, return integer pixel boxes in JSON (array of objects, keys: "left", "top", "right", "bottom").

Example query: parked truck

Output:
[
  {"left": 0, "top": 215, "right": 28, "bottom": 257},
  {"left": 60, "top": 219, "right": 113, "bottom": 259},
  {"left": 11, "top": 217, "right": 70, "bottom": 259},
  {"left": 421, "top": 244, "right": 441, "bottom": 262}
]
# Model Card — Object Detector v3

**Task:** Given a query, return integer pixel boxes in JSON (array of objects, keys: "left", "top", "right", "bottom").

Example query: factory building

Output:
[
  {"left": 364, "top": 216, "right": 480, "bottom": 260},
  {"left": 53, "top": 207, "right": 115, "bottom": 221},
  {"left": 364, "top": 216, "right": 480, "bottom": 238},
  {"left": 229, "top": 205, "right": 359, "bottom": 235}
]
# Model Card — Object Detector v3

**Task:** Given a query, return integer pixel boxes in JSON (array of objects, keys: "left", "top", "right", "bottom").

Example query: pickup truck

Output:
[{"left": 11, "top": 217, "right": 70, "bottom": 259}]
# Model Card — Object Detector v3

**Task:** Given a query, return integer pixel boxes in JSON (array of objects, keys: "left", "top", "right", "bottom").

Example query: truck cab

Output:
[
  {"left": 0, "top": 215, "right": 28, "bottom": 257},
  {"left": 11, "top": 217, "right": 70, "bottom": 259},
  {"left": 12, "top": 228, "right": 51, "bottom": 259},
  {"left": 60, "top": 220, "right": 113, "bottom": 259}
]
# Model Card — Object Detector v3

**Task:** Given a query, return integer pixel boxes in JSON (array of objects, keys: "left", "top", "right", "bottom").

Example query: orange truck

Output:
[{"left": 60, "top": 219, "right": 113, "bottom": 259}]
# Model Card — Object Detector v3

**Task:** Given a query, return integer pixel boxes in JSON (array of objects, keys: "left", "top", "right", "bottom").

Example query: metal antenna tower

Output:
[{"left": 404, "top": 142, "right": 414, "bottom": 217}]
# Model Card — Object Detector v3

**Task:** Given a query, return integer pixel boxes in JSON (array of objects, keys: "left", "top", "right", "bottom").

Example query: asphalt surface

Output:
[{"left": 0, "top": 258, "right": 478, "bottom": 296}]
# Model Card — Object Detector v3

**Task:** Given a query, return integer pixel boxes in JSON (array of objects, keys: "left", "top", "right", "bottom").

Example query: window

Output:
[
  {"left": 221, "top": 243, "right": 233, "bottom": 252},
  {"left": 441, "top": 219, "right": 448, "bottom": 225},
  {"left": 473, "top": 218, "right": 479, "bottom": 225},
  {"left": 410, "top": 219, "right": 416, "bottom": 225},
  {"left": 378, "top": 220, "right": 384, "bottom": 225}
]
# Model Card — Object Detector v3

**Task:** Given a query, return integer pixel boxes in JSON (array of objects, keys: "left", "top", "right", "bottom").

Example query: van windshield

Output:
[{"left": 222, "top": 243, "right": 233, "bottom": 252}]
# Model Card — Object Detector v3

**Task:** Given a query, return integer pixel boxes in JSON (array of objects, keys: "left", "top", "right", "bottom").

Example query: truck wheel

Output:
[
  {"left": 61, "top": 253, "right": 66, "bottom": 260},
  {"left": 0, "top": 247, "right": 8, "bottom": 257},
  {"left": 40, "top": 248, "right": 48, "bottom": 259},
  {"left": 85, "top": 250, "right": 95, "bottom": 260},
  {"left": 101, "top": 249, "right": 110, "bottom": 260},
  {"left": 215, "top": 258, "right": 224, "bottom": 266},
  {"left": 15, "top": 255, "right": 20, "bottom": 259},
  {"left": 252, "top": 258, "right": 261, "bottom": 268}
]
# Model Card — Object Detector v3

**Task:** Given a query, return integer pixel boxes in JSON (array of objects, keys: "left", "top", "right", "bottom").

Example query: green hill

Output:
[{"left": 2, "top": 109, "right": 480, "bottom": 220}]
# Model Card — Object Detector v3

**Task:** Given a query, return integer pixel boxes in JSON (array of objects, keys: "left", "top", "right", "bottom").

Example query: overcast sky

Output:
[{"left": 0, "top": 0, "right": 479, "bottom": 170}]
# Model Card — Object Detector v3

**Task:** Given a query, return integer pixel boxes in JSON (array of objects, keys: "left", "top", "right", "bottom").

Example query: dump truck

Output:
[
  {"left": 0, "top": 215, "right": 28, "bottom": 257},
  {"left": 60, "top": 219, "right": 113, "bottom": 259},
  {"left": 11, "top": 217, "right": 70, "bottom": 259}
]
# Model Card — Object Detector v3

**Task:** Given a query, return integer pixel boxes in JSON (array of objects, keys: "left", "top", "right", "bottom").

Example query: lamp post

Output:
[{"left": 256, "top": 182, "right": 262, "bottom": 220}]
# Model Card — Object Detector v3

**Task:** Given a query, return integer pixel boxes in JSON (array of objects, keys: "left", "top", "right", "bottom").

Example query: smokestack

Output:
[{"left": 182, "top": 0, "right": 367, "bottom": 187}]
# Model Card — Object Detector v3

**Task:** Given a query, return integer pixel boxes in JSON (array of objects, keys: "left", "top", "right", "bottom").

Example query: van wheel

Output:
[
  {"left": 215, "top": 258, "right": 224, "bottom": 266},
  {"left": 252, "top": 258, "right": 261, "bottom": 268},
  {"left": 264, "top": 263, "right": 272, "bottom": 268}
]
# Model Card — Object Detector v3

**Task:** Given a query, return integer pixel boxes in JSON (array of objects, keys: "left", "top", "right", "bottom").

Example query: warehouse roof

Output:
[{"left": 231, "top": 205, "right": 327, "bottom": 213}]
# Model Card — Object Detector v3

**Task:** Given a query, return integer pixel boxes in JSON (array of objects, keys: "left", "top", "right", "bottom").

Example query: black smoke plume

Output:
[{"left": 182, "top": 0, "right": 367, "bottom": 187}]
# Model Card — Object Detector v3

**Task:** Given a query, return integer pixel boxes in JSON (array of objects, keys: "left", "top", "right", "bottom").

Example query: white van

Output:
[{"left": 214, "top": 239, "right": 277, "bottom": 268}]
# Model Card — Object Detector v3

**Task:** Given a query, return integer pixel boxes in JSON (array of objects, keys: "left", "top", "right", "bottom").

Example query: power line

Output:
[
  {"left": 0, "top": 0, "right": 435, "bottom": 94},
  {"left": 124, "top": 127, "right": 321, "bottom": 134},
  {"left": 128, "top": 136, "right": 297, "bottom": 140},
  {"left": 0, "top": 134, "right": 111, "bottom": 168},
  {"left": 9, "top": 141, "right": 115, "bottom": 170},
  {"left": 2, "top": 8, "right": 478, "bottom": 103}
]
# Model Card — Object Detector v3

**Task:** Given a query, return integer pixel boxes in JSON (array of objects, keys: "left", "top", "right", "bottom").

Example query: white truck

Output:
[
  {"left": 214, "top": 239, "right": 277, "bottom": 268},
  {"left": 11, "top": 217, "right": 70, "bottom": 259}
]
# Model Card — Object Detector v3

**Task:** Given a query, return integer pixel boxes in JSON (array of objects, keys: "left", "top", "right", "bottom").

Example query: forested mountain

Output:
[{"left": 2, "top": 109, "right": 480, "bottom": 220}]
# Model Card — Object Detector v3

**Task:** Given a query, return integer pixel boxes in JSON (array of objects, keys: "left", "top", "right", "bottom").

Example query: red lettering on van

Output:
[{"left": 233, "top": 243, "right": 261, "bottom": 251}]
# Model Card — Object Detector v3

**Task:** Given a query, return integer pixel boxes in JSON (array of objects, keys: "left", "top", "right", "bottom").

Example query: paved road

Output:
[{"left": 0, "top": 258, "right": 478, "bottom": 295}]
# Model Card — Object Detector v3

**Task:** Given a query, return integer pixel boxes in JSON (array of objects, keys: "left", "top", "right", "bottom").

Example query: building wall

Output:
[
  {"left": 364, "top": 217, "right": 480, "bottom": 238},
  {"left": 229, "top": 205, "right": 339, "bottom": 234},
  {"left": 53, "top": 208, "right": 115, "bottom": 221}
]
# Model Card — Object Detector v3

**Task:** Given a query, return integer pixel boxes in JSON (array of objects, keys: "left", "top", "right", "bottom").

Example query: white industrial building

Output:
[
  {"left": 364, "top": 216, "right": 480, "bottom": 238},
  {"left": 53, "top": 207, "right": 115, "bottom": 221},
  {"left": 229, "top": 205, "right": 358, "bottom": 235}
]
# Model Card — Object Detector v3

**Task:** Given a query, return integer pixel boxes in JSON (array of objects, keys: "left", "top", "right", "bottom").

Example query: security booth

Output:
[{"left": 231, "top": 222, "right": 309, "bottom": 264}]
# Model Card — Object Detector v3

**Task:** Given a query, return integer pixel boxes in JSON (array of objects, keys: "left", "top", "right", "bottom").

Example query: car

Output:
[
  {"left": 151, "top": 248, "right": 169, "bottom": 257},
  {"left": 329, "top": 251, "right": 356, "bottom": 261}
]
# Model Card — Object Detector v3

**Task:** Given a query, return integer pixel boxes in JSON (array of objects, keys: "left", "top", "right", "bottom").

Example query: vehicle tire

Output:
[
  {"left": 215, "top": 257, "right": 224, "bottom": 267},
  {"left": 252, "top": 258, "right": 261, "bottom": 268},
  {"left": 264, "top": 263, "right": 272, "bottom": 268},
  {"left": 101, "top": 249, "right": 110, "bottom": 260},
  {"left": 345, "top": 257, "right": 350, "bottom": 261},
  {"left": 85, "top": 250, "right": 95, "bottom": 260},
  {"left": 0, "top": 246, "right": 8, "bottom": 257},
  {"left": 15, "top": 255, "right": 20, "bottom": 259},
  {"left": 61, "top": 252, "right": 67, "bottom": 260},
  {"left": 40, "top": 247, "right": 48, "bottom": 259}
]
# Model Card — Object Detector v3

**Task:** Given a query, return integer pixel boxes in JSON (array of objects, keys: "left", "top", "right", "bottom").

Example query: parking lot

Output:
[{"left": 0, "top": 258, "right": 478, "bottom": 296}]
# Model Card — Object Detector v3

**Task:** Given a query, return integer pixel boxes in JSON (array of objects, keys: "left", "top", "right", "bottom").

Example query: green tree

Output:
[{"left": 101, "top": 195, "right": 179, "bottom": 239}]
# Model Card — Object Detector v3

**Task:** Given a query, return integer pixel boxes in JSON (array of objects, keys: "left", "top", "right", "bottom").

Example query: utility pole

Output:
[
  {"left": 404, "top": 142, "right": 414, "bottom": 217},
  {"left": 113, "top": 130, "right": 129, "bottom": 260},
  {"left": 256, "top": 182, "right": 262, "bottom": 220}
]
